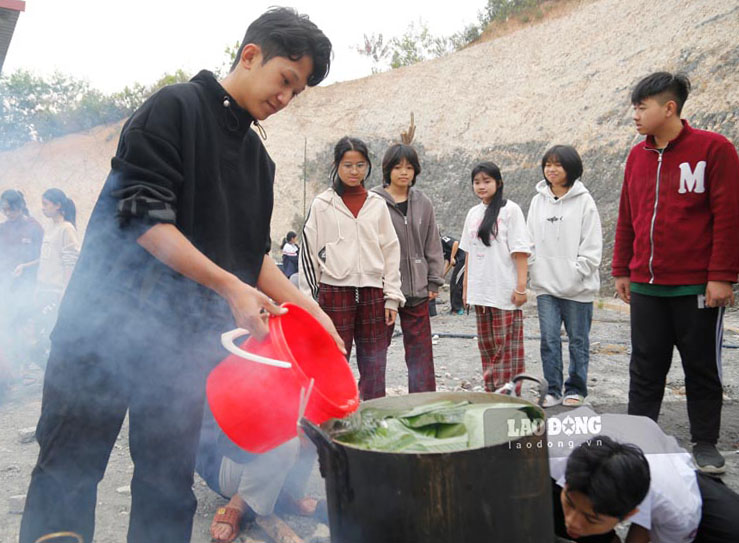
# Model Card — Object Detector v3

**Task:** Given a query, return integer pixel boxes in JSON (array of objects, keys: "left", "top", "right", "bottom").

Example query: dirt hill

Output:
[{"left": 1, "top": 0, "right": 737, "bottom": 290}]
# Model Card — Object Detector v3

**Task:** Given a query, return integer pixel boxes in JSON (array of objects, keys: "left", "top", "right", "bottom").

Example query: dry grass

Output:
[{"left": 476, "top": 0, "right": 596, "bottom": 43}]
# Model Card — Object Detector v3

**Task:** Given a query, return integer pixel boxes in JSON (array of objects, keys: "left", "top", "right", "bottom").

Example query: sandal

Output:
[
  {"left": 562, "top": 394, "right": 584, "bottom": 407},
  {"left": 211, "top": 506, "right": 246, "bottom": 543}
]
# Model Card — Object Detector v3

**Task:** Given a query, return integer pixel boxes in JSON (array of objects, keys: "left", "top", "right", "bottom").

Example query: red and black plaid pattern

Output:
[
  {"left": 386, "top": 300, "right": 436, "bottom": 393},
  {"left": 318, "top": 284, "right": 388, "bottom": 400},
  {"left": 475, "top": 306, "right": 525, "bottom": 392}
]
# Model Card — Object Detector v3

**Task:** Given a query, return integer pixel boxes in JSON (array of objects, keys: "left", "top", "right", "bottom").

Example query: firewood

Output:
[{"left": 255, "top": 514, "right": 303, "bottom": 543}]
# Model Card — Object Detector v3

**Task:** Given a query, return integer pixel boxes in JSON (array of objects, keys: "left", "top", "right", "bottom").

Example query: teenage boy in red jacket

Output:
[{"left": 613, "top": 72, "right": 739, "bottom": 474}]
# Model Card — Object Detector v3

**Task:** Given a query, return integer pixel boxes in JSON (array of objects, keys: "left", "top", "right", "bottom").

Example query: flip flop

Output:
[
  {"left": 562, "top": 394, "right": 584, "bottom": 407},
  {"left": 211, "top": 506, "right": 249, "bottom": 543}
]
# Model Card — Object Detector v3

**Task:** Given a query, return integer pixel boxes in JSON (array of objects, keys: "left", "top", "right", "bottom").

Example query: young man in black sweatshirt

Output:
[{"left": 19, "top": 8, "right": 342, "bottom": 543}]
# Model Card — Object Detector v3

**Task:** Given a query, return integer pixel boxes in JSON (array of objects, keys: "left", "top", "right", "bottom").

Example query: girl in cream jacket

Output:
[{"left": 300, "top": 137, "right": 404, "bottom": 399}]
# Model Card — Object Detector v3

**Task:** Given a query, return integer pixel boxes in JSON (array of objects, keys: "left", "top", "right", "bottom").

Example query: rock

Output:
[
  {"left": 597, "top": 344, "right": 627, "bottom": 355},
  {"left": 461, "top": 380, "right": 472, "bottom": 390},
  {"left": 444, "top": 372, "right": 452, "bottom": 379},
  {"left": 18, "top": 427, "right": 36, "bottom": 444},
  {"left": 116, "top": 485, "right": 131, "bottom": 495},
  {"left": 9, "top": 494, "right": 26, "bottom": 514}
]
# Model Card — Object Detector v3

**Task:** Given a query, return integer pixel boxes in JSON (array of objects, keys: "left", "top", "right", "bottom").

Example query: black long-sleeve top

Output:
[{"left": 53, "top": 71, "right": 275, "bottom": 341}]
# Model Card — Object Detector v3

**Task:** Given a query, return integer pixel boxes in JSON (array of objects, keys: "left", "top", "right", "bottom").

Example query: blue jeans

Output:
[{"left": 537, "top": 295, "right": 593, "bottom": 398}]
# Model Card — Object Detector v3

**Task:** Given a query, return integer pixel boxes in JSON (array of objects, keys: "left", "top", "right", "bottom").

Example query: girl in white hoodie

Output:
[
  {"left": 300, "top": 137, "right": 404, "bottom": 400},
  {"left": 527, "top": 145, "right": 602, "bottom": 408}
]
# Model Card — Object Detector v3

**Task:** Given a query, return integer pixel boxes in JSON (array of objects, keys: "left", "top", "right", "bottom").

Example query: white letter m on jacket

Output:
[{"left": 678, "top": 161, "right": 706, "bottom": 194}]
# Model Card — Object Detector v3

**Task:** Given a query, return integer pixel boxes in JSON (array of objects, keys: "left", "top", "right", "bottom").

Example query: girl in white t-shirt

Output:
[{"left": 460, "top": 162, "right": 532, "bottom": 393}]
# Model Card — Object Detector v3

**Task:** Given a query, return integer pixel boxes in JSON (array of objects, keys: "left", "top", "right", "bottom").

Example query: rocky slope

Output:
[{"left": 1, "top": 0, "right": 737, "bottom": 290}]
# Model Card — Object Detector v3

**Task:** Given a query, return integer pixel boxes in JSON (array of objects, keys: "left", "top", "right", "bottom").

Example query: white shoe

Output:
[{"left": 541, "top": 394, "right": 562, "bottom": 408}]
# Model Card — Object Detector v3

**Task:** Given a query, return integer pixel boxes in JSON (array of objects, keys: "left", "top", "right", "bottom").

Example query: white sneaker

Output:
[{"left": 541, "top": 394, "right": 562, "bottom": 408}]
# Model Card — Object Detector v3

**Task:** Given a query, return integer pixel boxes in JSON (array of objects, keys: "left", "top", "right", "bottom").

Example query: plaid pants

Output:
[
  {"left": 475, "top": 306, "right": 525, "bottom": 392},
  {"left": 386, "top": 299, "right": 436, "bottom": 393},
  {"left": 318, "top": 284, "right": 388, "bottom": 400}
]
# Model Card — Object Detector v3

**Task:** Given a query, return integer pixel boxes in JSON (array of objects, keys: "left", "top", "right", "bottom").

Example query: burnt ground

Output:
[{"left": 1, "top": 289, "right": 737, "bottom": 542}]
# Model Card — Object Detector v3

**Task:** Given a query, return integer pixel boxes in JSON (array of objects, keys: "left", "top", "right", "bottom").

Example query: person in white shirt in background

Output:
[
  {"left": 460, "top": 161, "right": 532, "bottom": 394},
  {"left": 14, "top": 188, "right": 80, "bottom": 369},
  {"left": 281, "top": 231, "right": 300, "bottom": 278},
  {"left": 527, "top": 145, "right": 602, "bottom": 408}
]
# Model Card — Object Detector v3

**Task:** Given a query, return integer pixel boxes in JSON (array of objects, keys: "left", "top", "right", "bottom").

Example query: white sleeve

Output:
[
  {"left": 60, "top": 223, "right": 80, "bottom": 270},
  {"left": 299, "top": 202, "right": 322, "bottom": 300},
  {"left": 575, "top": 194, "right": 603, "bottom": 279},
  {"left": 506, "top": 203, "right": 532, "bottom": 255},
  {"left": 459, "top": 209, "right": 474, "bottom": 253},
  {"left": 526, "top": 196, "right": 538, "bottom": 264}
]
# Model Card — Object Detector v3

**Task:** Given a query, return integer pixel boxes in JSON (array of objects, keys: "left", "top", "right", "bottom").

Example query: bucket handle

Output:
[{"left": 221, "top": 328, "right": 292, "bottom": 369}]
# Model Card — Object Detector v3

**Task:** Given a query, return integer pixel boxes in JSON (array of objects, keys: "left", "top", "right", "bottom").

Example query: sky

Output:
[{"left": 4, "top": 0, "right": 487, "bottom": 92}]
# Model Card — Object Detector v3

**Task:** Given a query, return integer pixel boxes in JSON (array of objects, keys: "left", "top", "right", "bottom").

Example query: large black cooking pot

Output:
[{"left": 301, "top": 387, "right": 555, "bottom": 543}]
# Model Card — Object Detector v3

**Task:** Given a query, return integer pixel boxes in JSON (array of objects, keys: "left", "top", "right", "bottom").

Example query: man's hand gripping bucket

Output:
[{"left": 207, "top": 303, "right": 359, "bottom": 453}]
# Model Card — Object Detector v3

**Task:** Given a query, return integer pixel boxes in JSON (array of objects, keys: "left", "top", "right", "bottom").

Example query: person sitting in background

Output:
[{"left": 196, "top": 409, "right": 322, "bottom": 543}]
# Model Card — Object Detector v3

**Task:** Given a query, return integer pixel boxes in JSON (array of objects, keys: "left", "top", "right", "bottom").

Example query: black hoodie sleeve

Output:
[{"left": 109, "top": 89, "right": 185, "bottom": 239}]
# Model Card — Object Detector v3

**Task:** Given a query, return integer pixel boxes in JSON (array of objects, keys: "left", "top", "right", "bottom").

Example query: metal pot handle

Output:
[
  {"left": 300, "top": 418, "right": 341, "bottom": 457},
  {"left": 220, "top": 328, "right": 292, "bottom": 368},
  {"left": 300, "top": 418, "right": 354, "bottom": 503},
  {"left": 511, "top": 373, "right": 549, "bottom": 407}
]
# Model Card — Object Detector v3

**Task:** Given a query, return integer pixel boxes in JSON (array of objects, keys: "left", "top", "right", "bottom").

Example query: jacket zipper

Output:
[
  {"left": 647, "top": 149, "right": 664, "bottom": 284},
  {"left": 403, "top": 211, "right": 415, "bottom": 297}
]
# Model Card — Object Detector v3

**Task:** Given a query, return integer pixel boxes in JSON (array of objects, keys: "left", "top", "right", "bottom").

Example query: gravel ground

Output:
[{"left": 1, "top": 289, "right": 737, "bottom": 542}]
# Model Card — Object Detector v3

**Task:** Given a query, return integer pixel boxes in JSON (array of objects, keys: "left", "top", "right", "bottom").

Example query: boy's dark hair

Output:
[
  {"left": 1, "top": 189, "right": 29, "bottom": 216},
  {"left": 541, "top": 145, "right": 583, "bottom": 188},
  {"left": 471, "top": 161, "right": 506, "bottom": 246},
  {"left": 231, "top": 7, "right": 332, "bottom": 87},
  {"left": 43, "top": 188, "right": 77, "bottom": 227},
  {"left": 330, "top": 137, "right": 372, "bottom": 196},
  {"left": 631, "top": 72, "right": 691, "bottom": 115},
  {"left": 382, "top": 143, "right": 421, "bottom": 187},
  {"left": 565, "top": 436, "right": 650, "bottom": 519}
]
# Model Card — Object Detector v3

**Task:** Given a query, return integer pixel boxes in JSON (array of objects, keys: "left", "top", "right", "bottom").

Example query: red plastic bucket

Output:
[{"left": 207, "top": 303, "right": 359, "bottom": 453}]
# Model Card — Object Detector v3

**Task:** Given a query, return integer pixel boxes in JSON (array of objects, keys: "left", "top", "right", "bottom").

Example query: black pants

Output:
[
  {"left": 19, "top": 309, "right": 223, "bottom": 543},
  {"left": 628, "top": 292, "right": 724, "bottom": 443},
  {"left": 449, "top": 259, "right": 465, "bottom": 313},
  {"left": 694, "top": 472, "right": 739, "bottom": 542}
]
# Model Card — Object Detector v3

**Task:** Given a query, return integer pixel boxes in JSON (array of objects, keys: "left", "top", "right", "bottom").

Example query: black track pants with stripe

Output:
[{"left": 628, "top": 292, "right": 724, "bottom": 444}]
